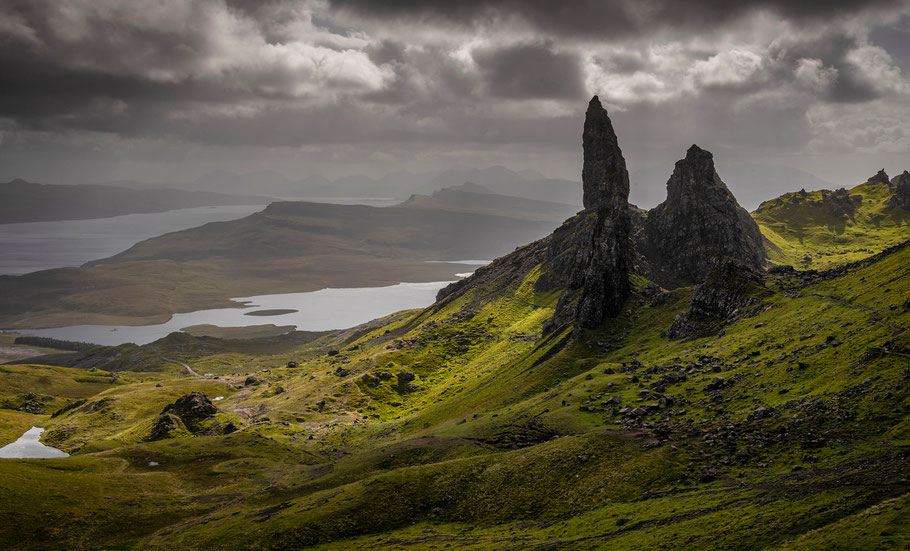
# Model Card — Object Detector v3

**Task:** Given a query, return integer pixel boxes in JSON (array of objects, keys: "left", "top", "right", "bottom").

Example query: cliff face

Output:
[
  {"left": 888, "top": 170, "right": 910, "bottom": 209},
  {"left": 537, "top": 97, "right": 632, "bottom": 333},
  {"left": 640, "top": 145, "right": 765, "bottom": 288}
]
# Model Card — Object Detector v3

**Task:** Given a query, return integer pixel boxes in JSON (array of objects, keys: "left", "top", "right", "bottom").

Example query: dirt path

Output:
[
  {"left": 810, "top": 293, "right": 905, "bottom": 336},
  {"left": 154, "top": 351, "right": 201, "bottom": 377}
]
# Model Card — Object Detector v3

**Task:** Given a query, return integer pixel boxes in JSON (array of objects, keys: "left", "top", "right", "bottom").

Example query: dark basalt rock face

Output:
[
  {"left": 888, "top": 170, "right": 910, "bottom": 209},
  {"left": 641, "top": 145, "right": 765, "bottom": 288},
  {"left": 538, "top": 96, "right": 632, "bottom": 332},
  {"left": 666, "top": 258, "right": 765, "bottom": 340}
]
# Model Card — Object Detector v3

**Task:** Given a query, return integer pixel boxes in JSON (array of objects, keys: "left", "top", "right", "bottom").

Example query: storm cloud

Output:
[{"left": 0, "top": 0, "right": 907, "bottom": 191}]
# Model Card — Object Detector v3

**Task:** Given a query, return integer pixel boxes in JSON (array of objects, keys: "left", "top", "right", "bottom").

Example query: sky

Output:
[{"left": 0, "top": 0, "right": 908, "bottom": 203}]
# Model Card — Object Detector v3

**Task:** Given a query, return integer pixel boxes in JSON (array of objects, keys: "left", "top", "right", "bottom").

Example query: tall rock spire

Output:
[
  {"left": 539, "top": 96, "right": 632, "bottom": 332},
  {"left": 582, "top": 96, "right": 630, "bottom": 212},
  {"left": 641, "top": 144, "right": 765, "bottom": 287}
]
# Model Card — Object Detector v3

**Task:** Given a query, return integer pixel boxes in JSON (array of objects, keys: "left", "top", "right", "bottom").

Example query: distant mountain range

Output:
[
  {"left": 0, "top": 179, "right": 272, "bottom": 224},
  {"left": 108, "top": 166, "right": 585, "bottom": 206},
  {"left": 103, "top": 161, "right": 837, "bottom": 211},
  {"left": 0, "top": 186, "right": 580, "bottom": 328}
]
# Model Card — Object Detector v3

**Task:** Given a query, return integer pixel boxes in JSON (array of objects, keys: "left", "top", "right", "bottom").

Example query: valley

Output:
[{"left": 0, "top": 96, "right": 906, "bottom": 550}]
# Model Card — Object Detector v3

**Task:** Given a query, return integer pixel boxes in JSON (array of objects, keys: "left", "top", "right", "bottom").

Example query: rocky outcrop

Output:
[
  {"left": 537, "top": 96, "right": 632, "bottom": 332},
  {"left": 148, "top": 413, "right": 181, "bottom": 441},
  {"left": 161, "top": 392, "right": 217, "bottom": 419},
  {"left": 666, "top": 258, "right": 765, "bottom": 339},
  {"left": 818, "top": 188, "right": 861, "bottom": 219},
  {"left": 888, "top": 170, "right": 910, "bottom": 209},
  {"left": 641, "top": 145, "right": 765, "bottom": 288},
  {"left": 148, "top": 392, "right": 219, "bottom": 440},
  {"left": 869, "top": 169, "right": 890, "bottom": 186}
]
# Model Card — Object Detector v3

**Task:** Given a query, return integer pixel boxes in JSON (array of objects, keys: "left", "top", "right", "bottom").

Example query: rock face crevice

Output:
[
  {"left": 640, "top": 145, "right": 766, "bottom": 288},
  {"left": 539, "top": 96, "right": 632, "bottom": 333}
]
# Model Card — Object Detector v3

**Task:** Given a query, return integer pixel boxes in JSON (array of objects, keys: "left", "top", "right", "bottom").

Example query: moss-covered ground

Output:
[
  {"left": 753, "top": 180, "right": 910, "bottom": 269},
  {"left": 1, "top": 239, "right": 907, "bottom": 550}
]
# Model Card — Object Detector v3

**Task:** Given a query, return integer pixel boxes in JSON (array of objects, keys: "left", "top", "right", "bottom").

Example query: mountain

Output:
[
  {"left": 399, "top": 185, "right": 577, "bottom": 222},
  {"left": 0, "top": 179, "right": 271, "bottom": 224},
  {"left": 753, "top": 169, "right": 910, "bottom": 269},
  {"left": 1, "top": 96, "right": 908, "bottom": 551},
  {"left": 0, "top": 189, "right": 577, "bottom": 328}
]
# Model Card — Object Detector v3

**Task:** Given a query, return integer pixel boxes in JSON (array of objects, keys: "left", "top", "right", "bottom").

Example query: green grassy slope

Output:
[
  {"left": 753, "top": 180, "right": 910, "bottom": 269},
  {"left": 1, "top": 240, "right": 906, "bottom": 550}
]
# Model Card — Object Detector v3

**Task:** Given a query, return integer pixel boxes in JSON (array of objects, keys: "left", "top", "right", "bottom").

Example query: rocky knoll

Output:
[
  {"left": 537, "top": 96, "right": 632, "bottom": 332},
  {"left": 888, "top": 170, "right": 910, "bottom": 209},
  {"left": 148, "top": 392, "right": 219, "bottom": 441},
  {"left": 640, "top": 145, "right": 765, "bottom": 288}
]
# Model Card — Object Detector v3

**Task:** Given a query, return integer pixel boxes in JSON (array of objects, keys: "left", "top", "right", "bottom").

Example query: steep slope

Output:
[{"left": 753, "top": 170, "right": 910, "bottom": 269}]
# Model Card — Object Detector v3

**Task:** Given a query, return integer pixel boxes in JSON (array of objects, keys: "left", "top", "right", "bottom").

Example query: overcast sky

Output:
[{"left": 0, "top": 0, "right": 908, "bottom": 200}]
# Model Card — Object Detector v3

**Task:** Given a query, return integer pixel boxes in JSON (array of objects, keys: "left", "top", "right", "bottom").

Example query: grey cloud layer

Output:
[{"left": 0, "top": 0, "right": 907, "bottom": 183}]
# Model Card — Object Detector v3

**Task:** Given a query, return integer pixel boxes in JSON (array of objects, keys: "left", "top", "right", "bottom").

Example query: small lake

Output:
[
  {"left": 0, "top": 204, "right": 267, "bottom": 275},
  {"left": 19, "top": 281, "right": 456, "bottom": 346},
  {"left": 0, "top": 427, "right": 68, "bottom": 459}
]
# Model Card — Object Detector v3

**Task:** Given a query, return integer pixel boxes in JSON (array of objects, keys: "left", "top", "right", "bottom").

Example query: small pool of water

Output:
[{"left": 0, "top": 427, "right": 68, "bottom": 459}]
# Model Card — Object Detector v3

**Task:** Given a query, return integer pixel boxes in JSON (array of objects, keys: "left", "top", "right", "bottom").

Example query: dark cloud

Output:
[
  {"left": 0, "top": 0, "right": 906, "bottom": 189},
  {"left": 473, "top": 42, "right": 586, "bottom": 100},
  {"left": 329, "top": 0, "right": 905, "bottom": 38}
]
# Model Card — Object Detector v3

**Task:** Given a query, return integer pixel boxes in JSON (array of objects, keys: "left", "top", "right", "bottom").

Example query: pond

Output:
[{"left": 0, "top": 427, "right": 68, "bottom": 459}]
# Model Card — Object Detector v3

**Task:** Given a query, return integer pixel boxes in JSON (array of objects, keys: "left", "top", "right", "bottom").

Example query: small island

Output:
[{"left": 242, "top": 309, "right": 298, "bottom": 317}]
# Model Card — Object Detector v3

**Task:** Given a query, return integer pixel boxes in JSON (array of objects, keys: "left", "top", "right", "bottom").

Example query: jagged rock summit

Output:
[
  {"left": 581, "top": 96, "right": 630, "bottom": 212},
  {"left": 640, "top": 144, "right": 766, "bottom": 288},
  {"left": 869, "top": 169, "right": 890, "bottom": 185}
]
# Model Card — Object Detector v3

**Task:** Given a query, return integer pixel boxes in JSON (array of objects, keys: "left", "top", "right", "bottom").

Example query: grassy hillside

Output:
[
  {"left": 753, "top": 180, "right": 910, "bottom": 269},
  {"left": 1, "top": 238, "right": 906, "bottom": 550}
]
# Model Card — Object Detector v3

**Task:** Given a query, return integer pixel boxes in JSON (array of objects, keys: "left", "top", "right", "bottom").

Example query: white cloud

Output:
[
  {"left": 686, "top": 48, "right": 765, "bottom": 89},
  {"left": 794, "top": 58, "right": 838, "bottom": 93}
]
